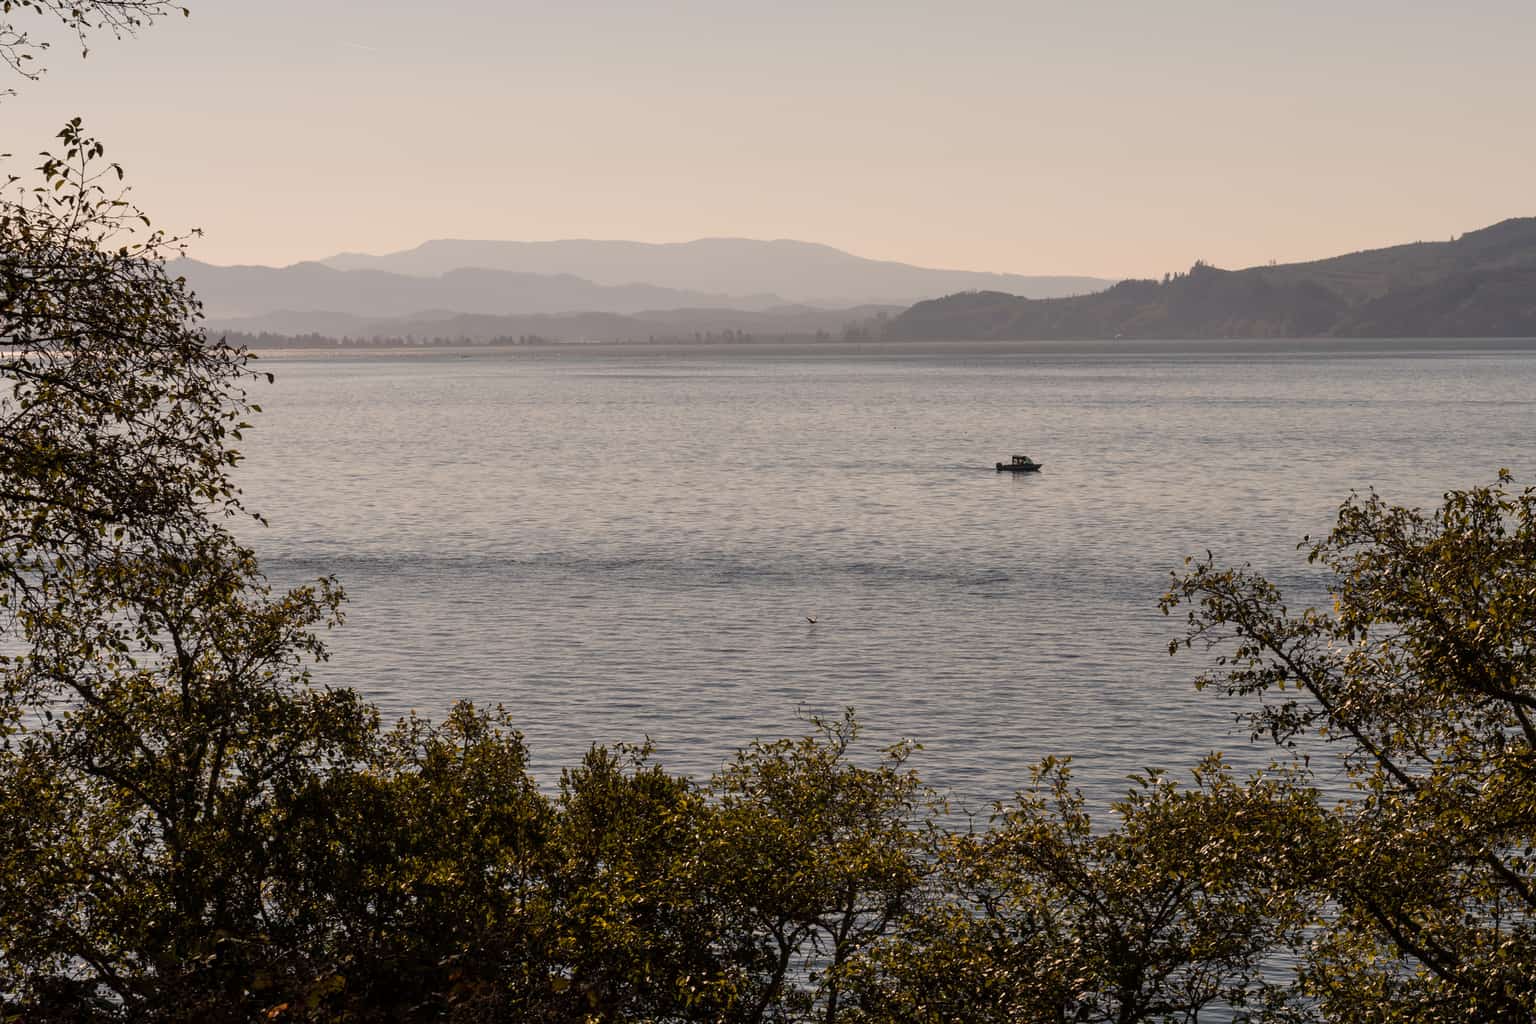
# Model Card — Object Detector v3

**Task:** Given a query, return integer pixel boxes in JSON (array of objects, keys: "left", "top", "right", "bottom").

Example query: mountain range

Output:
[
  {"left": 319, "top": 238, "right": 1112, "bottom": 307},
  {"left": 886, "top": 218, "right": 1536, "bottom": 340},
  {"left": 187, "top": 220, "right": 1536, "bottom": 345},
  {"left": 179, "top": 239, "right": 1112, "bottom": 336}
]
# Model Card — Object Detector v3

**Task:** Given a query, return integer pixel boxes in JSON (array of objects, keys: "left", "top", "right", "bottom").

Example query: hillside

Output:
[
  {"left": 885, "top": 218, "right": 1536, "bottom": 340},
  {"left": 320, "top": 237, "right": 1112, "bottom": 306}
]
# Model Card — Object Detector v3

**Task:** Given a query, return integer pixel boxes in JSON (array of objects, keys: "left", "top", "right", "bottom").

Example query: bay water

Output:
[{"left": 235, "top": 340, "right": 1536, "bottom": 808}]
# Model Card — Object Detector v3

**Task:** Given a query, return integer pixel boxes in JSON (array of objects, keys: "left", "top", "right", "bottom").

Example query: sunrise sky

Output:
[{"left": 4, "top": 0, "right": 1531, "bottom": 278}]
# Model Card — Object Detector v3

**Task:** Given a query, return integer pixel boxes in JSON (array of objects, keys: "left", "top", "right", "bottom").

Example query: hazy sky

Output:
[{"left": 3, "top": 1, "right": 1532, "bottom": 277}]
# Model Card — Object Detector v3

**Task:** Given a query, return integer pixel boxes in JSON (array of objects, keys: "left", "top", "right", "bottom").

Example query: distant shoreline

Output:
[{"left": 242, "top": 337, "right": 1536, "bottom": 360}]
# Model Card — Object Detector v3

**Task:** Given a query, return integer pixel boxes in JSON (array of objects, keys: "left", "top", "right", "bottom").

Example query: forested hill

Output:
[{"left": 885, "top": 218, "right": 1536, "bottom": 340}]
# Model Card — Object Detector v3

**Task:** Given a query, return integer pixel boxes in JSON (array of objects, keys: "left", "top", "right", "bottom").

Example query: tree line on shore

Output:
[{"left": 214, "top": 327, "right": 874, "bottom": 350}]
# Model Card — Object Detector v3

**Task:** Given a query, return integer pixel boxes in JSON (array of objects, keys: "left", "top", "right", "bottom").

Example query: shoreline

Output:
[{"left": 241, "top": 336, "right": 1536, "bottom": 360}]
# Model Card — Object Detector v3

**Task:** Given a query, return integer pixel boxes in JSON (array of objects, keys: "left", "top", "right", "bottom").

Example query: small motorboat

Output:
[{"left": 996, "top": 454, "right": 1042, "bottom": 472}]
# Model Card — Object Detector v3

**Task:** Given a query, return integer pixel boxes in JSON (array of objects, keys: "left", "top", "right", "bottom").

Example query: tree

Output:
[
  {"left": 846, "top": 756, "right": 1320, "bottom": 1023},
  {"left": 1164, "top": 472, "right": 1536, "bottom": 1021},
  {"left": 0, "top": 21, "right": 376, "bottom": 1017},
  {"left": 1, "top": 120, "right": 263, "bottom": 644},
  {"left": 0, "top": 530, "right": 373, "bottom": 1020},
  {"left": 270, "top": 703, "right": 560, "bottom": 1022},
  {"left": 701, "top": 710, "right": 938, "bottom": 1024},
  {"left": 1, "top": 2, "right": 185, "bottom": 86},
  {"left": 547, "top": 742, "right": 726, "bottom": 1023}
]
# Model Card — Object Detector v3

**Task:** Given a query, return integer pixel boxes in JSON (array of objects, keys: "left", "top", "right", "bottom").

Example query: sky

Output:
[{"left": 2, "top": 0, "right": 1532, "bottom": 278}]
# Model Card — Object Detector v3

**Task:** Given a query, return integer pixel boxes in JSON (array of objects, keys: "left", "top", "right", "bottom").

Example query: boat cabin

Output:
[{"left": 995, "top": 453, "right": 1043, "bottom": 472}]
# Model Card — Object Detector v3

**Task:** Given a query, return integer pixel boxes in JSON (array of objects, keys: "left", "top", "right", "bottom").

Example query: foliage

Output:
[
  {"left": 0, "top": 529, "right": 370, "bottom": 1020},
  {"left": 547, "top": 741, "right": 723, "bottom": 1023},
  {"left": 0, "top": 48, "right": 334, "bottom": 1015},
  {"left": 5, "top": 467, "right": 1536, "bottom": 1023},
  {"left": 701, "top": 711, "right": 938, "bottom": 1024},
  {"left": 0, "top": 122, "right": 318, "bottom": 1019},
  {"left": 846, "top": 756, "right": 1321, "bottom": 1024},
  {"left": 0, "top": 1, "right": 185, "bottom": 86},
  {"left": 255, "top": 703, "right": 558, "bottom": 1021},
  {"left": 1165, "top": 471, "right": 1536, "bottom": 1021},
  {"left": 0, "top": 120, "right": 264, "bottom": 649}
]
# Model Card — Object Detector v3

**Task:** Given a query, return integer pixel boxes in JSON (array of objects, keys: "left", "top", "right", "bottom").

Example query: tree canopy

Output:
[
  {"left": 1, "top": 120, "right": 262, "bottom": 628},
  {"left": 1165, "top": 472, "right": 1536, "bottom": 1020},
  {"left": 4, "top": 473, "right": 1534, "bottom": 1020}
]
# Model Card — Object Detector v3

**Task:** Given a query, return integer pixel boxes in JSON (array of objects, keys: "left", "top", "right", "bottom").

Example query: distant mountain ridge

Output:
[
  {"left": 320, "top": 237, "right": 1112, "bottom": 306},
  {"left": 885, "top": 218, "right": 1536, "bottom": 340},
  {"left": 172, "top": 259, "right": 785, "bottom": 320}
]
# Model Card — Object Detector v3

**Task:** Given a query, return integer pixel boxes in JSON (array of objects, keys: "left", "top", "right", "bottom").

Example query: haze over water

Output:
[{"left": 236, "top": 340, "right": 1536, "bottom": 806}]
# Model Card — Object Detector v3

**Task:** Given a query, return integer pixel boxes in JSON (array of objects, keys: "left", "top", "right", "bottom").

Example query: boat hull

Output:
[{"left": 996, "top": 463, "right": 1043, "bottom": 472}]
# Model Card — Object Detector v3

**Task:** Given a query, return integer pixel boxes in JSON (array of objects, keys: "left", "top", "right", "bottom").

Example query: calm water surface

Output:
[{"left": 235, "top": 340, "right": 1536, "bottom": 806}]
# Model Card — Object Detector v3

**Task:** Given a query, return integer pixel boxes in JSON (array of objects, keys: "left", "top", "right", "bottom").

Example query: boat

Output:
[{"left": 996, "top": 454, "right": 1042, "bottom": 472}]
